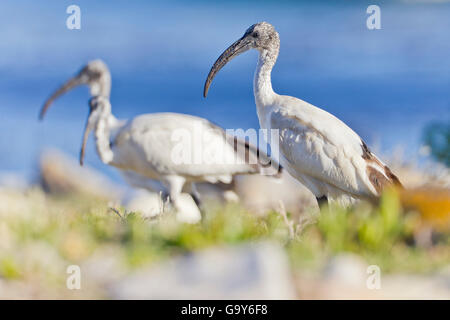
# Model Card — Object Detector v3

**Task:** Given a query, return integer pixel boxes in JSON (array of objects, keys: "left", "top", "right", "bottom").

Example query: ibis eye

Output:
[{"left": 252, "top": 32, "right": 259, "bottom": 38}]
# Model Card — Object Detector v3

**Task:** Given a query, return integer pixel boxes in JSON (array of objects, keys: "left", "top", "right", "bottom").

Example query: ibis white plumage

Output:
[
  {"left": 204, "top": 22, "right": 402, "bottom": 206},
  {"left": 40, "top": 60, "right": 280, "bottom": 220}
]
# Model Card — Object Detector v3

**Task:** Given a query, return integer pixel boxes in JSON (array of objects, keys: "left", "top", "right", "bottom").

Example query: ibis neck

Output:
[
  {"left": 101, "top": 78, "right": 111, "bottom": 98},
  {"left": 254, "top": 47, "right": 278, "bottom": 126},
  {"left": 93, "top": 110, "right": 120, "bottom": 165}
]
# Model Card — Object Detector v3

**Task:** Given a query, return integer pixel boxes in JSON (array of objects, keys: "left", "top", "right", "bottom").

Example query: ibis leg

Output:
[
  {"left": 189, "top": 183, "right": 202, "bottom": 206},
  {"left": 316, "top": 195, "right": 328, "bottom": 207}
]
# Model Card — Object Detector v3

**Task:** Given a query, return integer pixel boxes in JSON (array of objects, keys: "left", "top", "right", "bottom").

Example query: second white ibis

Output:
[{"left": 40, "top": 60, "right": 281, "bottom": 221}]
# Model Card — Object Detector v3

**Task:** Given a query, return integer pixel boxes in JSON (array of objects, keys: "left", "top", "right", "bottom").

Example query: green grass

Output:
[
  {"left": 0, "top": 187, "right": 448, "bottom": 285},
  {"left": 289, "top": 191, "right": 449, "bottom": 273}
]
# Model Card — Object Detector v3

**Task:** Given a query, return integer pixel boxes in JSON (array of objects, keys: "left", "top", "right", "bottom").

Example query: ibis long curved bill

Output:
[
  {"left": 79, "top": 96, "right": 112, "bottom": 167},
  {"left": 39, "top": 75, "right": 84, "bottom": 120},
  {"left": 203, "top": 35, "right": 252, "bottom": 98},
  {"left": 80, "top": 107, "right": 95, "bottom": 166}
]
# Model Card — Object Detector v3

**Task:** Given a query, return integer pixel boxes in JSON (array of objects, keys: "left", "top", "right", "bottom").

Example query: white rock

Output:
[
  {"left": 123, "top": 190, "right": 201, "bottom": 223},
  {"left": 123, "top": 189, "right": 165, "bottom": 219},
  {"left": 323, "top": 253, "right": 368, "bottom": 287},
  {"left": 234, "top": 172, "right": 316, "bottom": 216},
  {"left": 39, "top": 149, "right": 124, "bottom": 199},
  {"left": 108, "top": 242, "right": 296, "bottom": 299}
]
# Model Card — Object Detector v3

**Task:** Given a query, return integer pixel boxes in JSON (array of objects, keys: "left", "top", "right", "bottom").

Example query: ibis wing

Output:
[
  {"left": 112, "top": 113, "right": 269, "bottom": 182},
  {"left": 270, "top": 103, "right": 398, "bottom": 198}
]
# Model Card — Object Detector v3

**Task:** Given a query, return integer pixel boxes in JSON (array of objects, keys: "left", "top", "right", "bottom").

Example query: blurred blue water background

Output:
[{"left": 0, "top": 0, "right": 449, "bottom": 183}]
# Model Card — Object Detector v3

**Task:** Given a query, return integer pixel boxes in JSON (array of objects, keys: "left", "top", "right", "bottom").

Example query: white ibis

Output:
[
  {"left": 204, "top": 22, "right": 402, "bottom": 206},
  {"left": 40, "top": 60, "right": 281, "bottom": 219}
]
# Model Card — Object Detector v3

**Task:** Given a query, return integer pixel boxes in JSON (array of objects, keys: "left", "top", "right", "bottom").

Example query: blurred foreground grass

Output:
[
  {"left": 0, "top": 187, "right": 449, "bottom": 288},
  {"left": 0, "top": 188, "right": 450, "bottom": 298}
]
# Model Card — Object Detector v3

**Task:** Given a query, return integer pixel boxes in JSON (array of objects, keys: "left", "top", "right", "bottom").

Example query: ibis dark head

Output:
[
  {"left": 39, "top": 60, "right": 111, "bottom": 120},
  {"left": 203, "top": 22, "right": 279, "bottom": 97}
]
